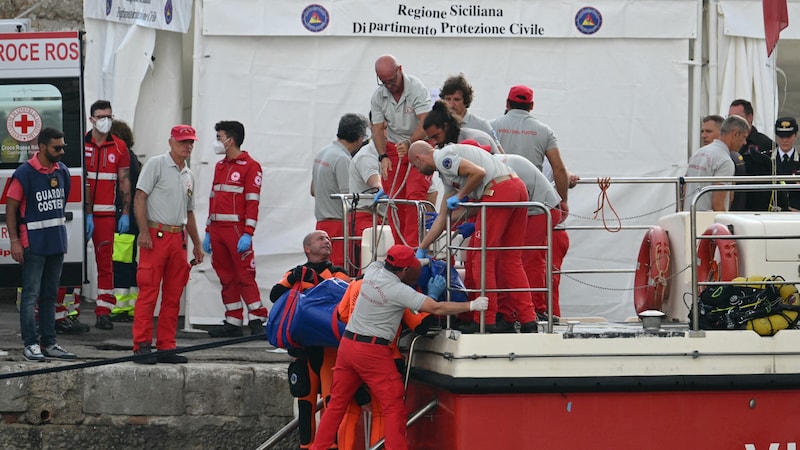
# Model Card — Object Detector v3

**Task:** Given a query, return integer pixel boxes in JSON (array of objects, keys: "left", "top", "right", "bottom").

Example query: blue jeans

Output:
[{"left": 19, "top": 250, "right": 64, "bottom": 347}]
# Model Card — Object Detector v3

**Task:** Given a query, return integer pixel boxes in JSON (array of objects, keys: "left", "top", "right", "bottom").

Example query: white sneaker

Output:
[
  {"left": 23, "top": 344, "right": 45, "bottom": 362},
  {"left": 42, "top": 343, "right": 77, "bottom": 360}
]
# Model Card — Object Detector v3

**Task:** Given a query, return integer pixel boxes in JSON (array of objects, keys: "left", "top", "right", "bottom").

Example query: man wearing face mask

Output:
[
  {"left": 84, "top": 100, "right": 131, "bottom": 330},
  {"left": 204, "top": 121, "right": 268, "bottom": 338}
]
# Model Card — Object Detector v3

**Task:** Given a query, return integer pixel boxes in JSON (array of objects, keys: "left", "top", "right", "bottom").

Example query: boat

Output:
[
  {"left": 262, "top": 178, "right": 800, "bottom": 450},
  {"left": 399, "top": 179, "right": 800, "bottom": 450}
]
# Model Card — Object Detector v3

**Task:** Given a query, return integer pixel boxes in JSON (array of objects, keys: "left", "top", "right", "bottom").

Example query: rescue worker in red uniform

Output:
[
  {"left": 411, "top": 141, "right": 538, "bottom": 333},
  {"left": 310, "top": 245, "right": 487, "bottom": 450},
  {"left": 204, "top": 121, "right": 268, "bottom": 338},
  {"left": 84, "top": 100, "right": 131, "bottom": 330},
  {"left": 269, "top": 230, "right": 350, "bottom": 450}
]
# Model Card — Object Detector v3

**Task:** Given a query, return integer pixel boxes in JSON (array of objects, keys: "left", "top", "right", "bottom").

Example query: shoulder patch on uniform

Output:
[{"left": 442, "top": 158, "right": 452, "bottom": 170}]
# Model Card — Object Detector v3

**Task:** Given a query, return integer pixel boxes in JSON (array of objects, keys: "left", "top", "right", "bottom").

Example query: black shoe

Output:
[
  {"left": 69, "top": 317, "right": 91, "bottom": 333},
  {"left": 110, "top": 312, "right": 133, "bottom": 322},
  {"left": 208, "top": 321, "right": 243, "bottom": 338},
  {"left": 487, "top": 318, "right": 516, "bottom": 334},
  {"left": 156, "top": 351, "right": 188, "bottom": 364},
  {"left": 248, "top": 319, "right": 265, "bottom": 337},
  {"left": 55, "top": 318, "right": 91, "bottom": 335},
  {"left": 520, "top": 321, "right": 539, "bottom": 333},
  {"left": 95, "top": 315, "right": 114, "bottom": 330},
  {"left": 458, "top": 322, "right": 480, "bottom": 334},
  {"left": 133, "top": 343, "right": 157, "bottom": 365}
]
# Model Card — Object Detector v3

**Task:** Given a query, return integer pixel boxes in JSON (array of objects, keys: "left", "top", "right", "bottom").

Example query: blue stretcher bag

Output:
[
  {"left": 289, "top": 277, "right": 349, "bottom": 348},
  {"left": 417, "top": 258, "right": 469, "bottom": 302},
  {"left": 266, "top": 280, "right": 302, "bottom": 349}
]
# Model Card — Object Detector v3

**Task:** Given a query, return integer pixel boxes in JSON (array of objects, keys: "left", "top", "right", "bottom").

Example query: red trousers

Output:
[
  {"left": 381, "top": 142, "right": 430, "bottom": 248},
  {"left": 209, "top": 225, "right": 266, "bottom": 326},
  {"left": 132, "top": 228, "right": 190, "bottom": 351},
  {"left": 468, "top": 177, "right": 535, "bottom": 325},
  {"left": 311, "top": 338, "right": 408, "bottom": 450},
  {"left": 524, "top": 209, "right": 566, "bottom": 316},
  {"left": 92, "top": 215, "right": 116, "bottom": 315}
]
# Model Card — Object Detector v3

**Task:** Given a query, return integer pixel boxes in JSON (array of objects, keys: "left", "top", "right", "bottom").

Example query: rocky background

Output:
[{"left": 1, "top": 0, "right": 83, "bottom": 31}]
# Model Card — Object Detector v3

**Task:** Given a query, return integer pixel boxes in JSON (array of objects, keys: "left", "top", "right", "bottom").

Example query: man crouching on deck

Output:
[{"left": 310, "top": 245, "right": 488, "bottom": 449}]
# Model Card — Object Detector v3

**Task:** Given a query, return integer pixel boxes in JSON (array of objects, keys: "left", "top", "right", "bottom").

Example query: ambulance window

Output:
[{"left": 0, "top": 84, "right": 64, "bottom": 167}]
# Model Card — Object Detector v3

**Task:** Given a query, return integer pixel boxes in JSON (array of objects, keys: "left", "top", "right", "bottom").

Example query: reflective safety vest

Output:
[{"left": 13, "top": 161, "right": 70, "bottom": 256}]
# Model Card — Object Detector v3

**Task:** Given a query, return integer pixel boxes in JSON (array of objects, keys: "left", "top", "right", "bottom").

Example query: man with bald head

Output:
[
  {"left": 371, "top": 55, "right": 432, "bottom": 247},
  {"left": 409, "top": 141, "right": 537, "bottom": 333}
]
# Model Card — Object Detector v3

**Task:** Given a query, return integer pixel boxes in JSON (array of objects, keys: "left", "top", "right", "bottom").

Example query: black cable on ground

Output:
[{"left": 0, "top": 334, "right": 268, "bottom": 381}]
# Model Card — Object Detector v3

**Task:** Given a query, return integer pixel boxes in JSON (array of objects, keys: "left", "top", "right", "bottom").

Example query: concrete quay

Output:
[{"left": 0, "top": 293, "right": 299, "bottom": 450}]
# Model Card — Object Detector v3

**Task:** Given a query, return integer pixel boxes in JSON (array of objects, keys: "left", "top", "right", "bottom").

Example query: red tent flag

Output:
[{"left": 763, "top": 0, "right": 789, "bottom": 56}]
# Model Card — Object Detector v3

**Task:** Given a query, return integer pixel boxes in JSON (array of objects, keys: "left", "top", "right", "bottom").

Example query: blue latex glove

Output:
[
  {"left": 415, "top": 248, "right": 427, "bottom": 260},
  {"left": 86, "top": 214, "right": 94, "bottom": 240},
  {"left": 427, "top": 274, "right": 447, "bottom": 300},
  {"left": 203, "top": 232, "right": 212, "bottom": 254},
  {"left": 446, "top": 195, "right": 461, "bottom": 210},
  {"left": 372, "top": 188, "right": 387, "bottom": 206},
  {"left": 237, "top": 233, "right": 252, "bottom": 253},
  {"left": 424, "top": 211, "right": 438, "bottom": 229},
  {"left": 117, "top": 214, "right": 130, "bottom": 233},
  {"left": 456, "top": 222, "right": 475, "bottom": 238}
]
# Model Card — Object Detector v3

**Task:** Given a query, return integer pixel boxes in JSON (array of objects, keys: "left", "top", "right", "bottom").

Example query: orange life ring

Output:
[
  {"left": 634, "top": 226, "right": 671, "bottom": 314},
  {"left": 696, "top": 223, "right": 739, "bottom": 292}
]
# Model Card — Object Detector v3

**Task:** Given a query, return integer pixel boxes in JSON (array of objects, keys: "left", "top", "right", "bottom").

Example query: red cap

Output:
[
  {"left": 507, "top": 85, "right": 533, "bottom": 103},
  {"left": 385, "top": 245, "right": 421, "bottom": 269},
  {"left": 171, "top": 125, "right": 198, "bottom": 141},
  {"left": 459, "top": 139, "right": 492, "bottom": 153}
]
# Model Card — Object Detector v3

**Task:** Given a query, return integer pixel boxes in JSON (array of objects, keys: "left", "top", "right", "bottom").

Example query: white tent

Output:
[{"left": 82, "top": 0, "right": 799, "bottom": 323}]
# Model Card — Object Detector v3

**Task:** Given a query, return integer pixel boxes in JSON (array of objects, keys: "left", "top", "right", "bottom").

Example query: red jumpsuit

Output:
[
  {"left": 382, "top": 142, "right": 431, "bottom": 248},
  {"left": 84, "top": 132, "right": 130, "bottom": 316},
  {"left": 207, "top": 151, "right": 267, "bottom": 326},
  {"left": 469, "top": 176, "right": 536, "bottom": 326}
]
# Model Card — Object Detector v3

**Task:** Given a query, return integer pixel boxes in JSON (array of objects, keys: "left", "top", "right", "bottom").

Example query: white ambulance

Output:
[{"left": 0, "top": 30, "right": 85, "bottom": 288}]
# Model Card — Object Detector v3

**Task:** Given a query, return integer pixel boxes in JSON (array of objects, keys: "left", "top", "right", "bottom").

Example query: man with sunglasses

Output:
[
  {"left": 84, "top": 99, "right": 131, "bottom": 331},
  {"left": 7, "top": 127, "right": 77, "bottom": 361}
]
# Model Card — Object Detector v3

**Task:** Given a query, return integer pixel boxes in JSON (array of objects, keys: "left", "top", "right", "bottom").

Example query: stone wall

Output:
[
  {"left": 1, "top": 0, "right": 84, "bottom": 32},
  {"left": 0, "top": 363, "right": 300, "bottom": 449}
]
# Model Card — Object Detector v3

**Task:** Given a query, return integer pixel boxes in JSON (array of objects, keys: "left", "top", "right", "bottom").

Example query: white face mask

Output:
[
  {"left": 213, "top": 138, "right": 229, "bottom": 155},
  {"left": 94, "top": 117, "right": 112, "bottom": 134}
]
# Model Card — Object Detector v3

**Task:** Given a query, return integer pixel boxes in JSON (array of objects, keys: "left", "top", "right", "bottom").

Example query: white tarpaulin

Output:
[
  {"left": 185, "top": 0, "right": 696, "bottom": 324},
  {"left": 79, "top": 0, "right": 800, "bottom": 324}
]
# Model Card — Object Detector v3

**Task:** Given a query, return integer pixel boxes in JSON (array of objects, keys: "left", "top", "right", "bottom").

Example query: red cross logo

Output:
[
  {"left": 14, "top": 114, "right": 34, "bottom": 134},
  {"left": 7, "top": 106, "right": 42, "bottom": 142}
]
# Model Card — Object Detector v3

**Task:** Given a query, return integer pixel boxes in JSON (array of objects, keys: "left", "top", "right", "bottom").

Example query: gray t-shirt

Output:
[
  {"left": 435, "top": 143, "right": 512, "bottom": 199},
  {"left": 683, "top": 139, "right": 735, "bottom": 211},
  {"left": 458, "top": 127, "right": 500, "bottom": 154},
  {"left": 370, "top": 73, "right": 431, "bottom": 143},
  {"left": 349, "top": 142, "right": 381, "bottom": 210},
  {"left": 312, "top": 140, "right": 351, "bottom": 220},
  {"left": 347, "top": 261, "right": 428, "bottom": 340},
  {"left": 495, "top": 153, "right": 561, "bottom": 215},
  {"left": 462, "top": 110, "right": 498, "bottom": 141},
  {"left": 136, "top": 152, "right": 194, "bottom": 226},
  {"left": 491, "top": 109, "right": 558, "bottom": 170}
]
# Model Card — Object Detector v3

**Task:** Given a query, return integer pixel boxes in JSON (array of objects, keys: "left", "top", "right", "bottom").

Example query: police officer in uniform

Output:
[{"left": 772, "top": 117, "right": 800, "bottom": 211}]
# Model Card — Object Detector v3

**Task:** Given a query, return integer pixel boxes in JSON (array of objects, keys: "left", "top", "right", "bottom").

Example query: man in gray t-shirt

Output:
[
  {"left": 310, "top": 245, "right": 487, "bottom": 450},
  {"left": 683, "top": 115, "right": 749, "bottom": 211},
  {"left": 311, "top": 113, "right": 369, "bottom": 269}
]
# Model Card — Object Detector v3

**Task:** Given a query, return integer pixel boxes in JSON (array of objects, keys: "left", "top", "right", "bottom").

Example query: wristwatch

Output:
[{"left": 378, "top": 153, "right": 389, "bottom": 162}]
